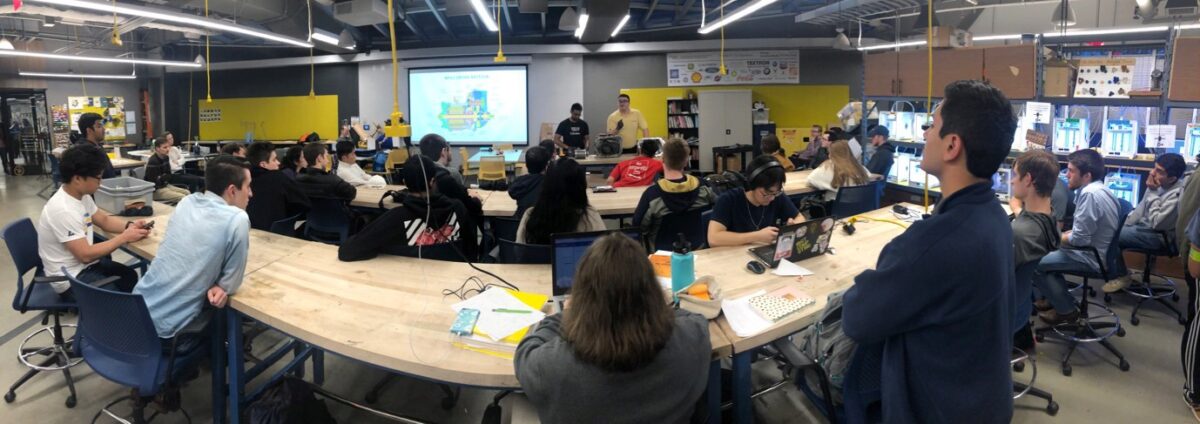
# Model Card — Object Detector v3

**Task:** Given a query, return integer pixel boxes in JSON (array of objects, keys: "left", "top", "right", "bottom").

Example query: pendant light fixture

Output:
[{"left": 1052, "top": 0, "right": 1077, "bottom": 27}]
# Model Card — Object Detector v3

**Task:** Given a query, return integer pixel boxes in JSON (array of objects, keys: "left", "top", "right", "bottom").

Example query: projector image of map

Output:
[{"left": 438, "top": 90, "right": 495, "bottom": 132}]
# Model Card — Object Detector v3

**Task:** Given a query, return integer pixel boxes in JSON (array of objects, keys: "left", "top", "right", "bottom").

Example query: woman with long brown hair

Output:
[
  {"left": 515, "top": 233, "right": 711, "bottom": 423},
  {"left": 808, "top": 140, "right": 872, "bottom": 203}
]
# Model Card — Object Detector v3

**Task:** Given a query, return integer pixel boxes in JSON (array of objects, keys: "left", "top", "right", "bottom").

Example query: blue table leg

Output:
[
  {"left": 292, "top": 344, "right": 305, "bottom": 379},
  {"left": 313, "top": 349, "right": 325, "bottom": 385},
  {"left": 706, "top": 359, "right": 721, "bottom": 424},
  {"left": 226, "top": 308, "right": 245, "bottom": 424},
  {"left": 733, "top": 350, "right": 754, "bottom": 424},
  {"left": 211, "top": 310, "right": 227, "bottom": 424}
]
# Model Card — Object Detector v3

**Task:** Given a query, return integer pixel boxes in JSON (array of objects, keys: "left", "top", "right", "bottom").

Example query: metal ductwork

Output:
[
  {"left": 0, "top": 4, "right": 215, "bottom": 37},
  {"left": 795, "top": 0, "right": 925, "bottom": 26},
  {"left": 578, "top": 0, "right": 631, "bottom": 44}
]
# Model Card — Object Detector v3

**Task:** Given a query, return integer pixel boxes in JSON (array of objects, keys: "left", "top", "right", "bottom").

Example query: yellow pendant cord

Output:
[
  {"left": 110, "top": 0, "right": 121, "bottom": 46},
  {"left": 204, "top": 0, "right": 212, "bottom": 103},
  {"left": 493, "top": 0, "right": 506, "bottom": 62},
  {"left": 308, "top": 0, "right": 316, "bottom": 98},
  {"left": 923, "top": 0, "right": 933, "bottom": 212},
  {"left": 384, "top": 0, "right": 411, "bottom": 138},
  {"left": 718, "top": 3, "right": 726, "bottom": 75}
]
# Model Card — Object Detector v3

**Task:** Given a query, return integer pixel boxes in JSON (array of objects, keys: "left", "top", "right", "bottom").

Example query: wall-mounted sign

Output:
[
  {"left": 667, "top": 50, "right": 800, "bottom": 87},
  {"left": 199, "top": 107, "right": 222, "bottom": 123}
]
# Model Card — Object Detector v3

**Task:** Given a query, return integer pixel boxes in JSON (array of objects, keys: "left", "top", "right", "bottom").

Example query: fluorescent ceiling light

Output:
[
  {"left": 309, "top": 28, "right": 342, "bottom": 47},
  {"left": 1043, "top": 25, "right": 1169, "bottom": 37},
  {"left": 0, "top": 38, "right": 13, "bottom": 50},
  {"left": 0, "top": 49, "right": 201, "bottom": 67},
  {"left": 857, "top": 40, "right": 926, "bottom": 51},
  {"left": 698, "top": 0, "right": 778, "bottom": 35},
  {"left": 470, "top": 0, "right": 499, "bottom": 32},
  {"left": 1177, "top": 23, "right": 1200, "bottom": 30},
  {"left": 611, "top": 14, "right": 631, "bottom": 37},
  {"left": 575, "top": 13, "right": 589, "bottom": 38},
  {"left": 20, "top": 71, "right": 136, "bottom": 79},
  {"left": 973, "top": 34, "right": 1022, "bottom": 41},
  {"left": 24, "top": 0, "right": 313, "bottom": 48}
]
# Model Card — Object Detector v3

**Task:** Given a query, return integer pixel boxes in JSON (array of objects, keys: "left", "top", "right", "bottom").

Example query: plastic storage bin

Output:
[{"left": 94, "top": 176, "right": 155, "bottom": 213}]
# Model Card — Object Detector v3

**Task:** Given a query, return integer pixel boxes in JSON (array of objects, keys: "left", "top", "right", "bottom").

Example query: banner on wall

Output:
[
  {"left": 67, "top": 96, "right": 127, "bottom": 141},
  {"left": 667, "top": 50, "right": 800, "bottom": 87}
]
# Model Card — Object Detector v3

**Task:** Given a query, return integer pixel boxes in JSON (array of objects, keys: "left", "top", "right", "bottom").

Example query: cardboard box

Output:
[
  {"left": 1043, "top": 65, "right": 1075, "bottom": 98},
  {"left": 930, "top": 26, "right": 972, "bottom": 48}
]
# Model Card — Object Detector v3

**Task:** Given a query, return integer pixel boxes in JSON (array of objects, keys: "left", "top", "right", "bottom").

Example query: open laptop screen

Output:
[{"left": 551, "top": 229, "right": 643, "bottom": 296}]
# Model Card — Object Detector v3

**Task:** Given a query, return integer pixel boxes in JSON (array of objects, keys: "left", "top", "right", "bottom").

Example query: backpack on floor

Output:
[
  {"left": 793, "top": 289, "right": 857, "bottom": 402},
  {"left": 246, "top": 376, "right": 337, "bottom": 424}
]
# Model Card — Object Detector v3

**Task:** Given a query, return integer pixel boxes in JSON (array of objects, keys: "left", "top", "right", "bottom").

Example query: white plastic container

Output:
[{"left": 94, "top": 176, "right": 155, "bottom": 213}]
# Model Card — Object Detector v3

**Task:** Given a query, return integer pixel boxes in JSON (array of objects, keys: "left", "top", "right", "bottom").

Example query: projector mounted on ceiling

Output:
[
  {"left": 1164, "top": 0, "right": 1200, "bottom": 16},
  {"left": 334, "top": 0, "right": 389, "bottom": 27}
]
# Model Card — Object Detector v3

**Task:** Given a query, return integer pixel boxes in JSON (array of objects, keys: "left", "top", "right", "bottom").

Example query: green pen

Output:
[{"left": 492, "top": 308, "right": 532, "bottom": 314}]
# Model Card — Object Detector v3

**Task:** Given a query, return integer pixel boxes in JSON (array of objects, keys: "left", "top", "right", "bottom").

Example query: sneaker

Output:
[
  {"left": 1184, "top": 393, "right": 1200, "bottom": 422},
  {"left": 1103, "top": 275, "right": 1133, "bottom": 293},
  {"left": 1034, "top": 299, "right": 1054, "bottom": 312},
  {"left": 1038, "top": 308, "right": 1081, "bottom": 326}
]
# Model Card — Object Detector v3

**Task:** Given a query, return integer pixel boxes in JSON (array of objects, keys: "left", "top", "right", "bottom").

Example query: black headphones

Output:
[{"left": 744, "top": 160, "right": 784, "bottom": 186}]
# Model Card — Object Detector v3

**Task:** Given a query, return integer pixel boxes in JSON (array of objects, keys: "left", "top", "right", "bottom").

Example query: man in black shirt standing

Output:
[{"left": 553, "top": 103, "right": 590, "bottom": 153}]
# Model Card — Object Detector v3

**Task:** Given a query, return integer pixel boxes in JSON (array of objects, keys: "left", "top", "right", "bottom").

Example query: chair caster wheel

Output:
[
  {"left": 1117, "top": 328, "right": 1127, "bottom": 337},
  {"left": 1119, "top": 360, "right": 1130, "bottom": 371},
  {"left": 1047, "top": 401, "right": 1059, "bottom": 416},
  {"left": 1062, "top": 364, "right": 1072, "bottom": 376},
  {"left": 65, "top": 395, "right": 75, "bottom": 408},
  {"left": 1131, "top": 316, "right": 1140, "bottom": 326},
  {"left": 4, "top": 391, "right": 14, "bottom": 403},
  {"left": 441, "top": 397, "right": 456, "bottom": 410},
  {"left": 1035, "top": 333, "right": 1045, "bottom": 342},
  {"left": 1013, "top": 362, "right": 1025, "bottom": 373},
  {"left": 1104, "top": 294, "right": 1112, "bottom": 303}
]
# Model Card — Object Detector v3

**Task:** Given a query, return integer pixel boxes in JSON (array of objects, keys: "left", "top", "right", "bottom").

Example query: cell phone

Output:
[
  {"left": 143, "top": 220, "right": 155, "bottom": 230},
  {"left": 450, "top": 308, "right": 480, "bottom": 336},
  {"left": 593, "top": 185, "right": 616, "bottom": 193},
  {"left": 803, "top": 137, "right": 811, "bottom": 143}
]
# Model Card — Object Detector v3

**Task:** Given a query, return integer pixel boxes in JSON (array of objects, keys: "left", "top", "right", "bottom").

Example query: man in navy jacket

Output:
[{"left": 843, "top": 80, "right": 1017, "bottom": 423}]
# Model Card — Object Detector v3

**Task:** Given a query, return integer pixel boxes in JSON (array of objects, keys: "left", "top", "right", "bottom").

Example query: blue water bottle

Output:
[{"left": 670, "top": 234, "right": 695, "bottom": 303}]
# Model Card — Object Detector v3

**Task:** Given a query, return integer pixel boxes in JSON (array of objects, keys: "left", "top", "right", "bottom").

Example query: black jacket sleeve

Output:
[
  {"left": 282, "top": 177, "right": 312, "bottom": 217},
  {"left": 143, "top": 155, "right": 168, "bottom": 188},
  {"left": 338, "top": 208, "right": 410, "bottom": 261}
]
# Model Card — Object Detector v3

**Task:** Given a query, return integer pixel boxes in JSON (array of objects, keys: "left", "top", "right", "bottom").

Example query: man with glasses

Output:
[
  {"left": 38, "top": 144, "right": 150, "bottom": 299},
  {"left": 606, "top": 93, "right": 649, "bottom": 153},
  {"left": 75, "top": 112, "right": 116, "bottom": 179},
  {"left": 708, "top": 154, "right": 803, "bottom": 247}
]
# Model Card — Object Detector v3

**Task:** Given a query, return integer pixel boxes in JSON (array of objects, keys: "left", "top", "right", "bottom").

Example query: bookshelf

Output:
[{"left": 667, "top": 98, "right": 700, "bottom": 137}]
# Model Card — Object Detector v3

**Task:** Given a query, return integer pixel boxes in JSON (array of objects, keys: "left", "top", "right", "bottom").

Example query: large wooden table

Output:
[
  {"left": 575, "top": 153, "right": 636, "bottom": 166},
  {"left": 481, "top": 169, "right": 818, "bottom": 217},
  {"left": 350, "top": 185, "right": 495, "bottom": 210},
  {"left": 110, "top": 157, "right": 145, "bottom": 170}
]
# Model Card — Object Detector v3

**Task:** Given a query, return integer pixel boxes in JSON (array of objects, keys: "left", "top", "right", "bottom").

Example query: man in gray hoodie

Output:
[{"left": 1105, "top": 153, "right": 1188, "bottom": 293}]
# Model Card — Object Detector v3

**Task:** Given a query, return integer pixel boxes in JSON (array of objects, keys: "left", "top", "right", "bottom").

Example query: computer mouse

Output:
[{"left": 746, "top": 260, "right": 767, "bottom": 275}]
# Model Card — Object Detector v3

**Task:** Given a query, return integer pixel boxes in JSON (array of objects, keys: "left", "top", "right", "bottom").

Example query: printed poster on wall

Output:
[
  {"left": 67, "top": 96, "right": 126, "bottom": 141},
  {"left": 667, "top": 50, "right": 800, "bottom": 87}
]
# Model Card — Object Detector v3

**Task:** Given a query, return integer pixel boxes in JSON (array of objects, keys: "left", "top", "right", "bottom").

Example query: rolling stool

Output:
[
  {"left": 1012, "top": 346, "right": 1058, "bottom": 415},
  {"left": 1035, "top": 274, "right": 1130, "bottom": 376},
  {"left": 1105, "top": 231, "right": 1186, "bottom": 326}
]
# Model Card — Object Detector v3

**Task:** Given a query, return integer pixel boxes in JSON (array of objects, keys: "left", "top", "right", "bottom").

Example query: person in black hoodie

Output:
[
  {"left": 244, "top": 142, "right": 310, "bottom": 231},
  {"left": 508, "top": 146, "right": 551, "bottom": 217},
  {"left": 632, "top": 138, "right": 715, "bottom": 245},
  {"left": 338, "top": 155, "right": 478, "bottom": 261},
  {"left": 419, "top": 134, "right": 484, "bottom": 230},
  {"left": 864, "top": 125, "right": 896, "bottom": 178},
  {"left": 296, "top": 142, "right": 356, "bottom": 201}
]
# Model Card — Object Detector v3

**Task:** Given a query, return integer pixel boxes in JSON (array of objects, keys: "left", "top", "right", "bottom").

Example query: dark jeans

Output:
[
  {"left": 74, "top": 257, "right": 139, "bottom": 293},
  {"left": 0, "top": 145, "right": 14, "bottom": 175},
  {"left": 1113, "top": 225, "right": 1169, "bottom": 277},
  {"left": 168, "top": 172, "right": 205, "bottom": 193},
  {"left": 1033, "top": 250, "right": 1096, "bottom": 314}
]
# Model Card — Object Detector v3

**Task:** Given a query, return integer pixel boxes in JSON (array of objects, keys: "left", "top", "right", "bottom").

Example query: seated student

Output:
[
  {"left": 842, "top": 81, "right": 1017, "bottom": 423},
  {"left": 1105, "top": 153, "right": 1187, "bottom": 293},
  {"left": 508, "top": 146, "right": 551, "bottom": 217},
  {"left": 338, "top": 155, "right": 478, "bottom": 261},
  {"left": 864, "top": 126, "right": 895, "bottom": 178},
  {"left": 518, "top": 158, "right": 605, "bottom": 244},
  {"left": 161, "top": 132, "right": 205, "bottom": 191},
  {"left": 807, "top": 140, "right": 871, "bottom": 203},
  {"left": 606, "top": 138, "right": 664, "bottom": 188},
  {"left": 333, "top": 140, "right": 372, "bottom": 186},
  {"left": 419, "top": 133, "right": 467, "bottom": 186},
  {"left": 280, "top": 145, "right": 306, "bottom": 180},
  {"left": 296, "top": 142, "right": 357, "bottom": 201},
  {"left": 244, "top": 142, "right": 310, "bottom": 231},
  {"left": 143, "top": 137, "right": 190, "bottom": 204},
  {"left": 74, "top": 112, "right": 117, "bottom": 179},
  {"left": 38, "top": 143, "right": 150, "bottom": 297},
  {"left": 708, "top": 155, "right": 804, "bottom": 247},
  {"left": 221, "top": 142, "right": 246, "bottom": 158},
  {"left": 514, "top": 232, "right": 710, "bottom": 423},
  {"left": 1008, "top": 150, "right": 1062, "bottom": 350},
  {"left": 760, "top": 134, "right": 795, "bottom": 171},
  {"left": 633, "top": 137, "right": 716, "bottom": 244},
  {"left": 539, "top": 139, "right": 560, "bottom": 158},
  {"left": 133, "top": 156, "right": 251, "bottom": 343},
  {"left": 1035, "top": 149, "right": 1120, "bottom": 324},
  {"left": 795, "top": 125, "right": 824, "bottom": 168},
  {"left": 419, "top": 134, "right": 484, "bottom": 229}
]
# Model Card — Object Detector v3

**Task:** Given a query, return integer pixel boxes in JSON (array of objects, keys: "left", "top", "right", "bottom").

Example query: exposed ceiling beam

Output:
[
  {"left": 673, "top": 0, "right": 697, "bottom": 26},
  {"left": 641, "top": 0, "right": 661, "bottom": 28},
  {"left": 469, "top": 14, "right": 483, "bottom": 34},
  {"left": 502, "top": 0, "right": 514, "bottom": 33},
  {"left": 541, "top": 12, "right": 547, "bottom": 36},
  {"left": 422, "top": 0, "right": 456, "bottom": 38},
  {"left": 396, "top": 0, "right": 426, "bottom": 40}
]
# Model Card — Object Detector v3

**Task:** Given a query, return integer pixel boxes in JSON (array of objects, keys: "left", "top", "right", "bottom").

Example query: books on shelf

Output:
[
  {"left": 667, "top": 100, "right": 698, "bottom": 115},
  {"left": 668, "top": 115, "right": 698, "bottom": 129}
]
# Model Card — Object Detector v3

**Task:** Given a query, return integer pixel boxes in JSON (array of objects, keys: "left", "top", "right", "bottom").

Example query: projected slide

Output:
[{"left": 408, "top": 66, "right": 528, "bottom": 145}]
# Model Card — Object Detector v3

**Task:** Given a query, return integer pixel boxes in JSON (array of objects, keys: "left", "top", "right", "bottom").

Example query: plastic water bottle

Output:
[{"left": 670, "top": 233, "right": 695, "bottom": 303}]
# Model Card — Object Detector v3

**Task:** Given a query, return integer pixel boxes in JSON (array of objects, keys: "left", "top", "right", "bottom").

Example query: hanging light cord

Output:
[
  {"left": 386, "top": 0, "right": 401, "bottom": 118},
  {"left": 204, "top": 0, "right": 212, "bottom": 103}
]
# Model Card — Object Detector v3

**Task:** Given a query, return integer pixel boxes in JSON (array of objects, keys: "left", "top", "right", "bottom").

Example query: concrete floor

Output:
[{"left": 0, "top": 172, "right": 1197, "bottom": 423}]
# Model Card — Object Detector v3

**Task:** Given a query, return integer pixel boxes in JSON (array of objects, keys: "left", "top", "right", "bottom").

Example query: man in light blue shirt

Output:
[
  {"left": 1034, "top": 149, "right": 1120, "bottom": 325},
  {"left": 134, "top": 155, "right": 253, "bottom": 341}
]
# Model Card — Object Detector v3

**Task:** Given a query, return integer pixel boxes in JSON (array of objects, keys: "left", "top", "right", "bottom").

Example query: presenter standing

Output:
[
  {"left": 554, "top": 103, "right": 591, "bottom": 153},
  {"left": 607, "top": 93, "right": 649, "bottom": 153}
]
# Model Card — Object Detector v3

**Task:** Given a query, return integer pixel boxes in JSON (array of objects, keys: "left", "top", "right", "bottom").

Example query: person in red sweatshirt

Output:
[{"left": 606, "top": 138, "right": 663, "bottom": 188}]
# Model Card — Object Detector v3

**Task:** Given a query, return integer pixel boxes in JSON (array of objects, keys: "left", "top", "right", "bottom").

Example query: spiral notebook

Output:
[{"left": 749, "top": 286, "right": 814, "bottom": 322}]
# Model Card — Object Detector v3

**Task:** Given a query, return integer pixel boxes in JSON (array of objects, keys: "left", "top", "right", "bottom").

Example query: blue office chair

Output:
[
  {"left": 1107, "top": 229, "right": 1186, "bottom": 326},
  {"left": 1011, "top": 261, "right": 1058, "bottom": 415},
  {"left": 305, "top": 197, "right": 352, "bottom": 244},
  {"left": 66, "top": 271, "right": 209, "bottom": 424},
  {"left": 829, "top": 180, "right": 884, "bottom": 219},
  {"left": 37, "top": 154, "right": 63, "bottom": 199},
  {"left": 497, "top": 239, "right": 552, "bottom": 264},
  {"left": 652, "top": 208, "right": 710, "bottom": 251},
  {"left": 3, "top": 218, "right": 81, "bottom": 407},
  {"left": 490, "top": 216, "right": 522, "bottom": 245},
  {"left": 1034, "top": 198, "right": 1132, "bottom": 376},
  {"left": 268, "top": 212, "right": 305, "bottom": 238}
]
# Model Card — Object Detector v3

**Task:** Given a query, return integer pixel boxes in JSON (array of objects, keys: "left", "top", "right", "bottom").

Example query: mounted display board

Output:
[
  {"left": 198, "top": 95, "right": 338, "bottom": 141},
  {"left": 667, "top": 50, "right": 800, "bottom": 87},
  {"left": 1075, "top": 58, "right": 1135, "bottom": 99},
  {"left": 67, "top": 96, "right": 127, "bottom": 141}
]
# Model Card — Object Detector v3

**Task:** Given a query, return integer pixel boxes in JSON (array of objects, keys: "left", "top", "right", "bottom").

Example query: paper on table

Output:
[
  {"left": 721, "top": 290, "right": 774, "bottom": 337},
  {"left": 771, "top": 260, "right": 813, "bottom": 277},
  {"left": 451, "top": 288, "right": 546, "bottom": 342}
]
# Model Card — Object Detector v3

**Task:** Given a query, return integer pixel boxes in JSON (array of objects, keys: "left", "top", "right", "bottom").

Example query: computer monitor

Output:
[
  {"left": 992, "top": 166, "right": 1012, "bottom": 198},
  {"left": 551, "top": 229, "right": 644, "bottom": 296}
]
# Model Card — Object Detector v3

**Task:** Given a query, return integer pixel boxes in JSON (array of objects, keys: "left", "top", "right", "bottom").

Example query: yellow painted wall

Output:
[
  {"left": 619, "top": 85, "right": 848, "bottom": 153},
  {"left": 198, "top": 95, "right": 338, "bottom": 141}
]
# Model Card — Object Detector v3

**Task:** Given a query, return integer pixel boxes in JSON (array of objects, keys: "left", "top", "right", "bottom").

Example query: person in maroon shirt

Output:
[{"left": 606, "top": 138, "right": 663, "bottom": 188}]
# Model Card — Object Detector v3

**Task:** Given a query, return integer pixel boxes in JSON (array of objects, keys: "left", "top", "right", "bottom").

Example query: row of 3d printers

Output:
[{"left": 987, "top": 164, "right": 1143, "bottom": 206}]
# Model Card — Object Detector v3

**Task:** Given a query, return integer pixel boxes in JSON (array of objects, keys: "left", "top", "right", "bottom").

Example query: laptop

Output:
[
  {"left": 551, "top": 229, "right": 644, "bottom": 297},
  {"left": 748, "top": 217, "right": 837, "bottom": 268}
]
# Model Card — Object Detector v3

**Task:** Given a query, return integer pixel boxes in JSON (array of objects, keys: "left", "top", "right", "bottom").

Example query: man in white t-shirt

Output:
[
  {"left": 333, "top": 140, "right": 372, "bottom": 186},
  {"left": 38, "top": 143, "right": 150, "bottom": 297}
]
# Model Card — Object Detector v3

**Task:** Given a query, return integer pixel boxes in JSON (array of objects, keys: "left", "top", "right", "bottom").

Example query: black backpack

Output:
[
  {"left": 703, "top": 171, "right": 746, "bottom": 197},
  {"left": 247, "top": 377, "right": 336, "bottom": 424}
]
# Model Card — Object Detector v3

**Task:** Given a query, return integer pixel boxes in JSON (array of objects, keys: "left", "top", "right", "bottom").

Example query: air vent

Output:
[{"left": 1165, "top": 0, "right": 1199, "bottom": 16}]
